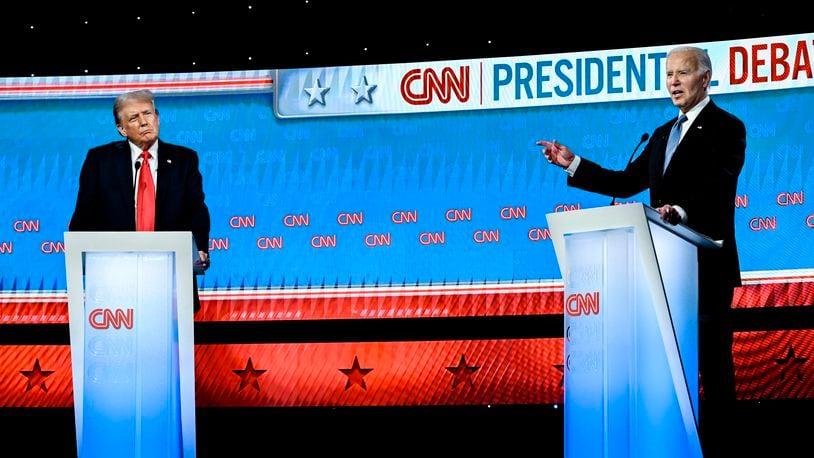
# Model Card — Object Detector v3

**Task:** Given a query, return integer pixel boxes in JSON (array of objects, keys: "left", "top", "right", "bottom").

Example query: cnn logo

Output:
[
  {"left": 89, "top": 308, "right": 134, "bottom": 330},
  {"left": 565, "top": 292, "right": 600, "bottom": 316},
  {"left": 400, "top": 66, "right": 470, "bottom": 105}
]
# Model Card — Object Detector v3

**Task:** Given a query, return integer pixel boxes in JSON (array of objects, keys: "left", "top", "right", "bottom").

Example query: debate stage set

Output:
[{"left": 2, "top": 31, "right": 814, "bottom": 456}]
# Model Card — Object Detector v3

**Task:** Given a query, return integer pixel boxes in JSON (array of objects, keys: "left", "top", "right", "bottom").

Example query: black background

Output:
[
  {"left": 1, "top": 2, "right": 812, "bottom": 456},
  {"left": 2, "top": 2, "right": 810, "bottom": 77}
]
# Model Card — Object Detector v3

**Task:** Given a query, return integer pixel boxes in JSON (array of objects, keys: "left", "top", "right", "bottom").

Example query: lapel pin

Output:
[{"left": 166, "top": 159, "right": 172, "bottom": 164}]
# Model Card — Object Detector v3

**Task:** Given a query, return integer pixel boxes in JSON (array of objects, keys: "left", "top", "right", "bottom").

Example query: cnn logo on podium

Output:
[
  {"left": 88, "top": 308, "right": 134, "bottom": 330},
  {"left": 565, "top": 292, "right": 600, "bottom": 316}
]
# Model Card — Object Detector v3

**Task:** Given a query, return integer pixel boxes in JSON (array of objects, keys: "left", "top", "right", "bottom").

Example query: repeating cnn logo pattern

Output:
[
  {"left": 565, "top": 292, "right": 600, "bottom": 316},
  {"left": 89, "top": 308, "right": 134, "bottom": 330},
  {"left": 400, "top": 66, "right": 470, "bottom": 105}
]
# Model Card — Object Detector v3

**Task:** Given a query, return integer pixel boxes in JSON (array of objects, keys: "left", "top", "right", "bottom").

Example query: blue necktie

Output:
[{"left": 663, "top": 114, "right": 688, "bottom": 173}]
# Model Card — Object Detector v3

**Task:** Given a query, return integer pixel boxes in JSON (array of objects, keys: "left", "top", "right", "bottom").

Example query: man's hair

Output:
[
  {"left": 668, "top": 46, "right": 712, "bottom": 74},
  {"left": 113, "top": 89, "right": 157, "bottom": 125}
]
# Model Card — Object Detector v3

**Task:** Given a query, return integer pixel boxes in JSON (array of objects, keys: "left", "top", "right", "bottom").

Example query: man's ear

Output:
[{"left": 118, "top": 126, "right": 127, "bottom": 137}]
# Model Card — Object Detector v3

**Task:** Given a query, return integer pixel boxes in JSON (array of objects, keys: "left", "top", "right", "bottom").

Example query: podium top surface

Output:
[
  {"left": 545, "top": 203, "right": 722, "bottom": 285},
  {"left": 641, "top": 205, "right": 722, "bottom": 249},
  {"left": 64, "top": 230, "right": 201, "bottom": 272},
  {"left": 64, "top": 231, "right": 195, "bottom": 251},
  {"left": 546, "top": 203, "right": 721, "bottom": 250}
]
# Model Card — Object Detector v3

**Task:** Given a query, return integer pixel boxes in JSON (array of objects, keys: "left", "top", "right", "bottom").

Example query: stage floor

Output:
[{"left": 1, "top": 400, "right": 810, "bottom": 456}]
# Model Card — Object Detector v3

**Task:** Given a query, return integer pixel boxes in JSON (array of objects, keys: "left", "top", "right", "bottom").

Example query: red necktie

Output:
[{"left": 136, "top": 151, "right": 155, "bottom": 231}]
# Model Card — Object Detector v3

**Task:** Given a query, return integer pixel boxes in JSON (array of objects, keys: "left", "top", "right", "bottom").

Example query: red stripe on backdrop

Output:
[
  {"left": 733, "top": 282, "right": 814, "bottom": 309},
  {"left": 0, "top": 339, "right": 563, "bottom": 408},
  {"left": 1, "top": 330, "right": 812, "bottom": 408},
  {"left": 195, "top": 290, "right": 564, "bottom": 321},
  {"left": 0, "top": 345, "right": 73, "bottom": 407},
  {"left": 0, "top": 289, "right": 564, "bottom": 324},
  {"left": 0, "top": 280, "right": 812, "bottom": 324},
  {"left": 194, "top": 339, "right": 563, "bottom": 407},
  {"left": 0, "top": 300, "right": 68, "bottom": 324},
  {"left": 734, "top": 329, "right": 814, "bottom": 400},
  {"left": 0, "top": 77, "right": 273, "bottom": 93}
]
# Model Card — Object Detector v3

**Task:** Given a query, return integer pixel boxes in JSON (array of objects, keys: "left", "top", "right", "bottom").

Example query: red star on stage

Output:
[
  {"left": 339, "top": 355, "right": 373, "bottom": 390},
  {"left": 446, "top": 355, "right": 480, "bottom": 389},
  {"left": 232, "top": 357, "right": 267, "bottom": 392},
  {"left": 19, "top": 358, "right": 55, "bottom": 392},
  {"left": 774, "top": 344, "right": 808, "bottom": 381}
]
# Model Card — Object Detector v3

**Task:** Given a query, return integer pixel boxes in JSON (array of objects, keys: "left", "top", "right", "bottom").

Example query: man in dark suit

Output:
[
  {"left": 69, "top": 89, "right": 210, "bottom": 310},
  {"left": 537, "top": 46, "right": 745, "bottom": 456}
]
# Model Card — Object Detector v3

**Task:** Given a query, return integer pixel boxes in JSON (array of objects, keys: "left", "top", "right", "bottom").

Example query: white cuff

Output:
[
  {"left": 673, "top": 205, "right": 688, "bottom": 224},
  {"left": 565, "top": 155, "right": 581, "bottom": 177}
]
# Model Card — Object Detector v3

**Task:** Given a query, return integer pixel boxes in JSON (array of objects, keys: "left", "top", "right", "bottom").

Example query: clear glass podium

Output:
[
  {"left": 547, "top": 204, "right": 720, "bottom": 458},
  {"left": 64, "top": 232, "right": 198, "bottom": 458}
]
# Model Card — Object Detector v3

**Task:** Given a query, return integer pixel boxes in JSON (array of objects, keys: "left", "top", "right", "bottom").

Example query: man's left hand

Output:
[
  {"left": 195, "top": 251, "right": 210, "bottom": 271},
  {"left": 656, "top": 205, "right": 681, "bottom": 225}
]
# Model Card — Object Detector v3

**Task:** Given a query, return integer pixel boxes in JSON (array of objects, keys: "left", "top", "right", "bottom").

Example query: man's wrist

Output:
[
  {"left": 673, "top": 205, "right": 688, "bottom": 223},
  {"left": 565, "top": 155, "right": 581, "bottom": 176}
]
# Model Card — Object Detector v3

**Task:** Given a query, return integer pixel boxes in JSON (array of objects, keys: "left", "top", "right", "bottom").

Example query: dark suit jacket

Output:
[
  {"left": 69, "top": 139, "right": 210, "bottom": 253},
  {"left": 568, "top": 100, "right": 746, "bottom": 289}
]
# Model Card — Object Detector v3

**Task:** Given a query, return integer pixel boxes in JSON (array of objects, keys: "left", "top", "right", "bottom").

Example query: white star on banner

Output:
[
  {"left": 351, "top": 75, "right": 377, "bottom": 104},
  {"left": 304, "top": 78, "right": 330, "bottom": 106}
]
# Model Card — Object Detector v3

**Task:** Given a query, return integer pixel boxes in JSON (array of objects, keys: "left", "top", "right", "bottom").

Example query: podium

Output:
[
  {"left": 547, "top": 204, "right": 720, "bottom": 458},
  {"left": 64, "top": 232, "right": 198, "bottom": 458}
]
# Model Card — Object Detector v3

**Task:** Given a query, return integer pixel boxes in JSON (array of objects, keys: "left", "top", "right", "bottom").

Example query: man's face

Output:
[
  {"left": 666, "top": 50, "right": 710, "bottom": 112},
  {"left": 117, "top": 100, "right": 160, "bottom": 150}
]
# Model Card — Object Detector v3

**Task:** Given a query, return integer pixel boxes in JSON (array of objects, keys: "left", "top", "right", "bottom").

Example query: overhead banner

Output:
[{"left": 274, "top": 33, "right": 814, "bottom": 118}]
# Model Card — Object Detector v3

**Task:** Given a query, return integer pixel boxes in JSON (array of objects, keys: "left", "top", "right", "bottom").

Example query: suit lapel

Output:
[
  {"left": 663, "top": 102, "right": 716, "bottom": 176},
  {"left": 155, "top": 141, "right": 173, "bottom": 215},
  {"left": 651, "top": 120, "right": 673, "bottom": 183},
  {"left": 114, "top": 141, "right": 136, "bottom": 215},
  {"left": 679, "top": 103, "right": 714, "bottom": 152}
]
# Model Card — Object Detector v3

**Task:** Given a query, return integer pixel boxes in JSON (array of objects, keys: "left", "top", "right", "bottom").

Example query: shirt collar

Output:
[
  {"left": 129, "top": 140, "right": 159, "bottom": 163},
  {"left": 679, "top": 96, "right": 709, "bottom": 126}
]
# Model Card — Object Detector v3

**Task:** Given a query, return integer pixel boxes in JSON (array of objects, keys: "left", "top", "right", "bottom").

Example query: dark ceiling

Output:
[{"left": 2, "top": 2, "right": 809, "bottom": 78}]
